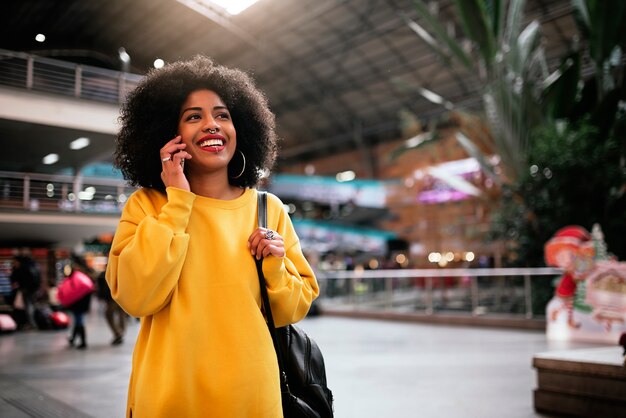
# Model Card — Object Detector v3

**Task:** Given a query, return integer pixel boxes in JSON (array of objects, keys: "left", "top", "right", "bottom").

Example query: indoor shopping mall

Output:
[{"left": 0, "top": 1, "right": 625, "bottom": 417}]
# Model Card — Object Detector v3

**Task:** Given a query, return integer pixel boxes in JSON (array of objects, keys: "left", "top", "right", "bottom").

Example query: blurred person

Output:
[
  {"left": 63, "top": 255, "right": 94, "bottom": 349},
  {"left": 97, "top": 268, "right": 127, "bottom": 345},
  {"left": 304, "top": 250, "right": 323, "bottom": 316},
  {"left": 10, "top": 254, "right": 41, "bottom": 330},
  {"left": 106, "top": 56, "right": 318, "bottom": 417}
]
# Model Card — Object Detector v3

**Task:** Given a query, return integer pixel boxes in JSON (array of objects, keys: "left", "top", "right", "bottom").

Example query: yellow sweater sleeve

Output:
[
  {"left": 106, "top": 187, "right": 196, "bottom": 317},
  {"left": 263, "top": 193, "right": 319, "bottom": 327}
]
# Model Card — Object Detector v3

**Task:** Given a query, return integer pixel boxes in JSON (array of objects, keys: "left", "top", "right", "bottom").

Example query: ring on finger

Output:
[
  {"left": 265, "top": 230, "right": 275, "bottom": 240},
  {"left": 162, "top": 156, "right": 172, "bottom": 162}
]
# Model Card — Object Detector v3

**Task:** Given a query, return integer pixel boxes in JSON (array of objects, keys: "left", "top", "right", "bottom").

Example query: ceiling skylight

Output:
[
  {"left": 189, "top": 0, "right": 261, "bottom": 15},
  {"left": 209, "top": 0, "right": 260, "bottom": 14}
]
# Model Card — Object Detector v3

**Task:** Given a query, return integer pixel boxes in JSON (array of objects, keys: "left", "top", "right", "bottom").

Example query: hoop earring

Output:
[{"left": 231, "top": 150, "right": 246, "bottom": 179}]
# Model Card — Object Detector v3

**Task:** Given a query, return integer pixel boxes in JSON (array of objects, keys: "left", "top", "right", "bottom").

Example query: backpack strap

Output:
[{"left": 255, "top": 191, "right": 289, "bottom": 389}]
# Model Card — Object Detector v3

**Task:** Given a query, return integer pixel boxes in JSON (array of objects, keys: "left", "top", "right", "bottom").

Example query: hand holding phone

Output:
[{"left": 159, "top": 135, "right": 191, "bottom": 191}]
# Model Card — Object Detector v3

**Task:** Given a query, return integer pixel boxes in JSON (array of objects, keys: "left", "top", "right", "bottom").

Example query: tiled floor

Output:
[{"left": 0, "top": 301, "right": 606, "bottom": 418}]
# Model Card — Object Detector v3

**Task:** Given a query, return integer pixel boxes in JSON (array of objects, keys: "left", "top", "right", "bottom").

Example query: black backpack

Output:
[{"left": 274, "top": 324, "right": 334, "bottom": 417}]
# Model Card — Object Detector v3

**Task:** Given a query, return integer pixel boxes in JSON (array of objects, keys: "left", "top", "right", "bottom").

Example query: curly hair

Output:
[{"left": 115, "top": 55, "right": 278, "bottom": 191}]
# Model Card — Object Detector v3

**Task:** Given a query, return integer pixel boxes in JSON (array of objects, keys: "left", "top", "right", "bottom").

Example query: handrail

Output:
[
  {"left": 0, "top": 170, "right": 129, "bottom": 186},
  {"left": 0, "top": 170, "right": 135, "bottom": 214},
  {"left": 318, "top": 267, "right": 561, "bottom": 279},
  {"left": 0, "top": 49, "right": 143, "bottom": 104},
  {"left": 316, "top": 267, "right": 562, "bottom": 319}
]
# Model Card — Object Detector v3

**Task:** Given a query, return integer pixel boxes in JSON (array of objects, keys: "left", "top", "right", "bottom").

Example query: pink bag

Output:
[{"left": 57, "top": 271, "right": 95, "bottom": 307}]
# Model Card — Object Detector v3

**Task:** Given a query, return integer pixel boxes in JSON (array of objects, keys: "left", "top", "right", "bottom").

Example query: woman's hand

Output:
[
  {"left": 248, "top": 228, "right": 285, "bottom": 260},
  {"left": 160, "top": 135, "right": 192, "bottom": 191}
]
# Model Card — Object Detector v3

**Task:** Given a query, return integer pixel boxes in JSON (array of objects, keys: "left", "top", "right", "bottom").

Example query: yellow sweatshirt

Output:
[{"left": 106, "top": 187, "right": 318, "bottom": 417}]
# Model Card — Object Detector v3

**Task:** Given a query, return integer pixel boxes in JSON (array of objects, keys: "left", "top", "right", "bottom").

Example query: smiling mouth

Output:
[
  {"left": 198, "top": 138, "right": 224, "bottom": 147},
  {"left": 198, "top": 138, "right": 225, "bottom": 152}
]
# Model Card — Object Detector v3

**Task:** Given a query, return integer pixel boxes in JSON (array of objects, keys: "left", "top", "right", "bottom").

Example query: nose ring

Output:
[{"left": 208, "top": 128, "right": 217, "bottom": 134}]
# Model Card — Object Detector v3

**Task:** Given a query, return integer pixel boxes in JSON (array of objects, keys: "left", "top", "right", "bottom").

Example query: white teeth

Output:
[{"left": 199, "top": 139, "right": 224, "bottom": 147}]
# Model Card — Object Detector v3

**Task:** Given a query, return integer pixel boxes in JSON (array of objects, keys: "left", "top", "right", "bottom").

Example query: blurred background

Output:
[
  {"left": 0, "top": 0, "right": 624, "bottom": 318},
  {"left": 0, "top": 0, "right": 625, "bottom": 417}
]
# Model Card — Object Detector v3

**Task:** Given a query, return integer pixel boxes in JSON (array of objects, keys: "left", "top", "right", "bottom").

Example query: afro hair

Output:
[{"left": 115, "top": 55, "right": 278, "bottom": 191}]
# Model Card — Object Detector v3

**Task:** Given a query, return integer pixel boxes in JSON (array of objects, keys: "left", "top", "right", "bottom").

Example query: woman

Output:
[
  {"left": 65, "top": 255, "right": 94, "bottom": 349},
  {"left": 106, "top": 56, "right": 319, "bottom": 417}
]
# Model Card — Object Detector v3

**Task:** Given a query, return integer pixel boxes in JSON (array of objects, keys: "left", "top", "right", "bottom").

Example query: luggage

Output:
[
  {"left": 57, "top": 271, "right": 94, "bottom": 308},
  {"left": 0, "top": 313, "right": 17, "bottom": 333},
  {"left": 34, "top": 306, "right": 70, "bottom": 330},
  {"left": 49, "top": 311, "right": 70, "bottom": 329}
]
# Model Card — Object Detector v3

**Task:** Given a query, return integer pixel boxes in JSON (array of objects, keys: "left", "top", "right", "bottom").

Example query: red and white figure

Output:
[{"left": 544, "top": 226, "right": 595, "bottom": 328}]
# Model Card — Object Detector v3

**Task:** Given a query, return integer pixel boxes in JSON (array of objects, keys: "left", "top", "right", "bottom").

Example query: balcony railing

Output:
[
  {"left": 0, "top": 170, "right": 135, "bottom": 214},
  {"left": 0, "top": 49, "right": 143, "bottom": 104}
]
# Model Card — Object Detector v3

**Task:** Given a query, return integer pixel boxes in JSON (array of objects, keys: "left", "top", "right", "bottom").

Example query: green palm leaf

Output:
[
  {"left": 453, "top": 0, "right": 497, "bottom": 67},
  {"left": 408, "top": 1, "right": 474, "bottom": 70},
  {"left": 455, "top": 131, "right": 502, "bottom": 186}
]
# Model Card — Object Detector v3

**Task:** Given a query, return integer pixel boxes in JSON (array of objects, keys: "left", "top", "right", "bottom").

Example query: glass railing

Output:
[
  {"left": 0, "top": 49, "right": 143, "bottom": 104},
  {"left": 0, "top": 170, "right": 135, "bottom": 214},
  {"left": 316, "top": 267, "right": 561, "bottom": 319}
]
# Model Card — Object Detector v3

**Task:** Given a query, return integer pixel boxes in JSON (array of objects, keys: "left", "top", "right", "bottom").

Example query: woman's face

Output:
[{"left": 177, "top": 89, "right": 237, "bottom": 176}]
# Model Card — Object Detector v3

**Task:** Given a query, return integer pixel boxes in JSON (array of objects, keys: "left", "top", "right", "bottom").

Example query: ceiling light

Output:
[
  {"left": 35, "top": 33, "right": 46, "bottom": 42},
  {"left": 336, "top": 170, "right": 356, "bottom": 182},
  {"left": 70, "top": 137, "right": 90, "bottom": 150},
  {"left": 153, "top": 59, "right": 165, "bottom": 69},
  {"left": 42, "top": 153, "right": 59, "bottom": 165},
  {"left": 304, "top": 164, "right": 315, "bottom": 176},
  {"left": 118, "top": 47, "right": 131, "bottom": 64}
]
